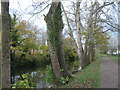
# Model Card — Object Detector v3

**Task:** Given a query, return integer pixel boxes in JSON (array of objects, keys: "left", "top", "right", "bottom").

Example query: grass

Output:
[
  {"left": 108, "top": 55, "right": 119, "bottom": 63},
  {"left": 59, "top": 53, "right": 102, "bottom": 88}
]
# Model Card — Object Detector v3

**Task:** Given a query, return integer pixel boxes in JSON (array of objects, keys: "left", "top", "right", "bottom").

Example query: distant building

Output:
[{"left": 107, "top": 49, "right": 120, "bottom": 55}]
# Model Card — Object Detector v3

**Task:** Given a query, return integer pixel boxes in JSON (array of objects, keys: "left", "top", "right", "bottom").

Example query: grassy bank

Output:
[
  {"left": 59, "top": 54, "right": 102, "bottom": 88},
  {"left": 108, "top": 55, "right": 119, "bottom": 63}
]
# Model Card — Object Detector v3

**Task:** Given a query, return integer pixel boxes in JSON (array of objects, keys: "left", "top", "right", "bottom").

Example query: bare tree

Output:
[
  {"left": 62, "top": 0, "right": 115, "bottom": 68},
  {"left": 76, "top": 0, "right": 86, "bottom": 68}
]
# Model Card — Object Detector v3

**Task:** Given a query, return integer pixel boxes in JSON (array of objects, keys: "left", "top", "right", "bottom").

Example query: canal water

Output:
[
  {"left": 12, "top": 70, "right": 56, "bottom": 88},
  {"left": 12, "top": 66, "right": 81, "bottom": 88}
]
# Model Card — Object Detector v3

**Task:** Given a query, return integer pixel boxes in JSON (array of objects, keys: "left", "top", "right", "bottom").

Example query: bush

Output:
[
  {"left": 11, "top": 53, "right": 51, "bottom": 76},
  {"left": 44, "top": 65, "right": 54, "bottom": 84},
  {"left": 64, "top": 46, "right": 78, "bottom": 62},
  {"left": 60, "top": 76, "right": 69, "bottom": 84},
  {"left": 64, "top": 46, "right": 78, "bottom": 70},
  {"left": 12, "top": 74, "right": 36, "bottom": 88}
]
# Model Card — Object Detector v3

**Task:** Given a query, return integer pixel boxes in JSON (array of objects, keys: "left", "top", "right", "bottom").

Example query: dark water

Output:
[
  {"left": 12, "top": 70, "right": 56, "bottom": 88},
  {"left": 12, "top": 65, "right": 81, "bottom": 88}
]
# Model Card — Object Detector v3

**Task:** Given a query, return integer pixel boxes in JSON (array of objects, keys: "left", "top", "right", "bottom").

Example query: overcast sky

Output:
[
  {"left": 0, "top": 0, "right": 119, "bottom": 41},
  {"left": 9, "top": 0, "right": 48, "bottom": 30},
  {"left": 8, "top": 0, "right": 101, "bottom": 30}
]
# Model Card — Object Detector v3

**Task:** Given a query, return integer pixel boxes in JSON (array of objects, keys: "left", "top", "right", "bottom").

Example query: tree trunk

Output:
[
  {"left": 61, "top": 4, "right": 78, "bottom": 50},
  {"left": 47, "top": 30, "right": 62, "bottom": 79},
  {"left": 76, "top": 1, "right": 85, "bottom": 68},
  {"left": 91, "top": 44, "right": 95, "bottom": 61},
  {"left": 45, "top": 1, "right": 70, "bottom": 78},
  {"left": 57, "top": 31, "right": 70, "bottom": 77},
  {"left": 84, "top": 4, "right": 94, "bottom": 65},
  {"left": 0, "top": 14, "right": 2, "bottom": 90},
  {"left": 88, "top": 42, "right": 92, "bottom": 63},
  {"left": 61, "top": 4, "right": 82, "bottom": 69},
  {"left": 1, "top": 1, "right": 11, "bottom": 88}
]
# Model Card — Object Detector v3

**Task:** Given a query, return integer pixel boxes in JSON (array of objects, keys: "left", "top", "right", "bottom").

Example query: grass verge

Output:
[
  {"left": 108, "top": 55, "right": 119, "bottom": 63},
  {"left": 59, "top": 53, "right": 102, "bottom": 88}
]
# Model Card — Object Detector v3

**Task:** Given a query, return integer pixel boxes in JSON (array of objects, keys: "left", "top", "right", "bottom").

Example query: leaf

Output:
[{"left": 22, "top": 74, "right": 28, "bottom": 78}]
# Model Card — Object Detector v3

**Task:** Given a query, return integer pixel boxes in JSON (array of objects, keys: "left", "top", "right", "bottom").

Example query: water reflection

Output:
[{"left": 12, "top": 70, "right": 56, "bottom": 88}]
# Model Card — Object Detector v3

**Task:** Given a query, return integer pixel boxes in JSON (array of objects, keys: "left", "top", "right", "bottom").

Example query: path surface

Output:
[{"left": 100, "top": 56, "right": 118, "bottom": 88}]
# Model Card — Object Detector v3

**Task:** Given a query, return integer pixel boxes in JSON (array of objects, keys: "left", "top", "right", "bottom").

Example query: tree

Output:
[
  {"left": 108, "top": 36, "right": 118, "bottom": 55},
  {"left": 76, "top": 0, "right": 86, "bottom": 68},
  {"left": 0, "top": 14, "right": 2, "bottom": 90},
  {"left": 44, "top": 1, "right": 62, "bottom": 80},
  {"left": 1, "top": 0, "right": 11, "bottom": 88},
  {"left": 61, "top": 4, "right": 77, "bottom": 50},
  {"left": 44, "top": 1, "right": 70, "bottom": 79},
  {"left": 61, "top": 0, "right": 114, "bottom": 69}
]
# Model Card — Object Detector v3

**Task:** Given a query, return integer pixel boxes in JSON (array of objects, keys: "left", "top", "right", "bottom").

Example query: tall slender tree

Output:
[
  {"left": 1, "top": 0, "right": 11, "bottom": 88},
  {"left": 76, "top": 0, "right": 86, "bottom": 68},
  {"left": 0, "top": 12, "right": 2, "bottom": 90}
]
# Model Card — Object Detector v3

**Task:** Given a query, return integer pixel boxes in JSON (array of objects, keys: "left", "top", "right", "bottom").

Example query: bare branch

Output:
[{"left": 92, "top": 2, "right": 114, "bottom": 15}]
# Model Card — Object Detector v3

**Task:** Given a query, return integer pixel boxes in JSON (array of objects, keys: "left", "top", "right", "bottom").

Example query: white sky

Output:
[
  {"left": 0, "top": 0, "right": 119, "bottom": 38},
  {"left": 8, "top": 0, "right": 102, "bottom": 31},
  {"left": 0, "top": 0, "right": 118, "bottom": 47},
  {"left": 8, "top": 0, "right": 105, "bottom": 28},
  {"left": 9, "top": 0, "right": 48, "bottom": 30}
]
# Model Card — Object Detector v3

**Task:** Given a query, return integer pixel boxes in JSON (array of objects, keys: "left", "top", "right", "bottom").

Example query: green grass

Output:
[
  {"left": 108, "top": 55, "right": 119, "bottom": 63},
  {"left": 59, "top": 53, "right": 102, "bottom": 88}
]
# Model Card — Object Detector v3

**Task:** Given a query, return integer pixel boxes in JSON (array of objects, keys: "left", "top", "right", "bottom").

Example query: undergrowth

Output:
[{"left": 59, "top": 52, "right": 102, "bottom": 88}]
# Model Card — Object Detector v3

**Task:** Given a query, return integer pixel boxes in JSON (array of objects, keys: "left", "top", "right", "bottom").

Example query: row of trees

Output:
[
  {"left": 10, "top": 15, "right": 49, "bottom": 76},
  {"left": 0, "top": 0, "right": 118, "bottom": 88},
  {"left": 44, "top": 0, "right": 116, "bottom": 80}
]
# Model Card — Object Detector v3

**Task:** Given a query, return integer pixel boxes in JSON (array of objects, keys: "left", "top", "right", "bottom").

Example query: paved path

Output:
[{"left": 100, "top": 56, "right": 118, "bottom": 88}]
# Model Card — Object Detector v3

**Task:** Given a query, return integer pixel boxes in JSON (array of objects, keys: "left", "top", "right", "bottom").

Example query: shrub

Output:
[
  {"left": 12, "top": 74, "right": 36, "bottom": 88},
  {"left": 44, "top": 65, "right": 54, "bottom": 84}
]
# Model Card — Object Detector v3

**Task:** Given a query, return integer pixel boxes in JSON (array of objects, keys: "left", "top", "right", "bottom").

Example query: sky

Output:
[
  {"left": 0, "top": 0, "right": 119, "bottom": 43},
  {"left": 9, "top": 0, "right": 78, "bottom": 33},
  {"left": 3, "top": 0, "right": 117, "bottom": 26},
  {"left": 9, "top": 0, "right": 48, "bottom": 31},
  {"left": 8, "top": 0, "right": 113, "bottom": 29}
]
